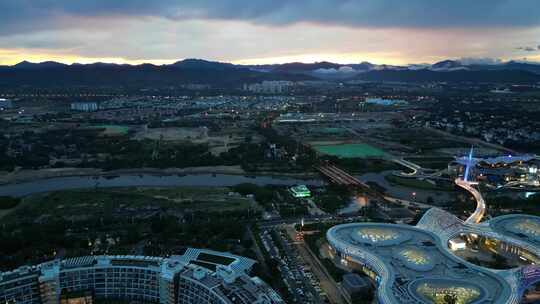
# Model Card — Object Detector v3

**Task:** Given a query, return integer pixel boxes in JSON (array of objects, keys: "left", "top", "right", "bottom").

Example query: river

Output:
[
  {"left": 0, "top": 171, "right": 456, "bottom": 206},
  {"left": 0, "top": 174, "right": 324, "bottom": 197}
]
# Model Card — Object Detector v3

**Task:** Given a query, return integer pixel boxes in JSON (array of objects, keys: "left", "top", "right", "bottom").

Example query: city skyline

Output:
[{"left": 1, "top": 1, "right": 540, "bottom": 65}]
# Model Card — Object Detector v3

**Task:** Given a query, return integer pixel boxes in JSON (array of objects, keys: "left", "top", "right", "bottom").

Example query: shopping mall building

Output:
[{"left": 327, "top": 208, "right": 540, "bottom": 304}]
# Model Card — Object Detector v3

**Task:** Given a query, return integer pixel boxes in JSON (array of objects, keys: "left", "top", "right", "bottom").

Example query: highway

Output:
[
  {"left": 391, "top": 157, "right": 451, "bottom": 181},
  {"left": 392, "top": 158, "right": 421, "bottom": 175},
  {"left": 316, "top": 164, "right": 366, "bottom": 187},
  {"left": 315, "top": 163, "right": 388, "bottom": 201},
  {"left": 455, "top": 178, "right": 486, "bottom": 223}
]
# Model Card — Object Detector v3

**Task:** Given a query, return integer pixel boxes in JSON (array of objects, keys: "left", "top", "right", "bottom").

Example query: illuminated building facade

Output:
[
  {"left": 289, "top": 185, "right": 311, "bottom": 198},
  {"left": 0, "top": 248, "right": 283, "bottom": 304},
  {"left": 327, "top": 209, "right": 540, "bottom": 303},
  {"left": 70, "top": 102, "right": 98, "bottom": 112},
  {"left": 449, "top": 154, "right": 540, "bottom": 188}
]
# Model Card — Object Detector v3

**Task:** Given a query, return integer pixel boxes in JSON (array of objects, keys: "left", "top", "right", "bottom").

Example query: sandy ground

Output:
[
  {"left": 0, "top": 168, "right": 102, "bottom": 185},
  {"left": 134, "top": 127, "right": 209, "bottom": 141}
]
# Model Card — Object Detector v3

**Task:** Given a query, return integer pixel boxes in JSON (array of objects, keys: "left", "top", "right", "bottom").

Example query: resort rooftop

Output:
[{"left": 327, "top": 209, "right": 540, "bottom": 304}]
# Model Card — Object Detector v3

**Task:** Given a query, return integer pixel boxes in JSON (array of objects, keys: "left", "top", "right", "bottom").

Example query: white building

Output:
[
  {"left": 71, "top": 102, "right": 98, "bottom": 112},
  {"left": 0, "top": 98, "right": 13, "bottom": 109},
  {"left": 243, "top": 81, "right": 294, "bottom": 94}
]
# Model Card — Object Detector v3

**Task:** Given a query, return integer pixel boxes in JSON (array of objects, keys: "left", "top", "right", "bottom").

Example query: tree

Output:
[
  {"left": 443, "top": 294, "right": 457, "bottom": 304},
  {"left": 0, "top": 197, "right": 21, "bottom": 209}
]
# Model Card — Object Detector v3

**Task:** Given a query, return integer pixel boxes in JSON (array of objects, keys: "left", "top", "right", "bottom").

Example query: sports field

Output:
[
  {"left": 314, "top": 143, "right": 386, "bottom": 158},
  {"left": 88, "top": 125, "right": 130, "bottom": 136}
]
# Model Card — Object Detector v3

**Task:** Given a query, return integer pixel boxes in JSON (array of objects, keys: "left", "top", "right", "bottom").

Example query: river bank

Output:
[
  {"left": 0, "top": 166, "right": 319, "bottom": 186},
  {"left": 0, "top": 172, "right": 325, "bottom": 198}
]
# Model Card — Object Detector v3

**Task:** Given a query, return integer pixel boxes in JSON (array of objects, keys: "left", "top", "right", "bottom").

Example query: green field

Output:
[
  {"left": 320, "top": 127, "right": 347, "bottom": 135},
  {"left": 87, "top": 125, "right": 130, "bottom": 136},
  {"left": 314, "top": 143, "right": 386, "bottom": 158},
  {"left": 13, "top": 187, "right": 255, "bottom": 220}
]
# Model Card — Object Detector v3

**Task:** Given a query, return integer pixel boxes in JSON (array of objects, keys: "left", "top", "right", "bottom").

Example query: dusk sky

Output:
[{"left": 1, "top": 0, "right": 540, "bottom": 65}]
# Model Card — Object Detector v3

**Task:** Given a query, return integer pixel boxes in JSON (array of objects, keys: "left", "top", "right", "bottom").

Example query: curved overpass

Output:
[{"left": 455, "top": 178, "right": 486, "bottom": 224}]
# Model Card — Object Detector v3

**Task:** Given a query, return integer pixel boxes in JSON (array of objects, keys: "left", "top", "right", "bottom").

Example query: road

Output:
[
  {"left": 315, "top": 164, "right": 388, "bottom": 202},
  {"left": 391, "top": 157, "right": 451, "bottom": 181},
  {"left": 285, "top": 226, "right": 346, "bottom": 304},
  {"left": 247, "top": 226, "right": 271, "bottom": 274},
  {"left": 382, "top": 195, "right": 433, "bottom": 209},
  {"left": 274, "top": 229, "right": 323, "bottom": 304},
  {"left": 392, "top": 158, "right": 421, "bottom": 175},
  {"left": 455, "top": 178, "right": 486, "bottom": 223},
  {"left": 259, "top": 228, "right": 309, "bottom": 303}
]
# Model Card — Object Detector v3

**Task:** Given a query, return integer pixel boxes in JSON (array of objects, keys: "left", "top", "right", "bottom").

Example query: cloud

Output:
[
  {"left": 314, "top": 66, "right": 357, "bottom": 74},
  {"left": 1, "top": 2, "right": 540, "bottom": 65},
  {"left": 2, "top": 19, "right": 539, "bottom": 65},
  {"left": 1, "top": 0, "right": 540, "bottom": 35},
  {"left": 459, "top": 57, "right": 503, "bottom": 65},
  {"left": 516, "top": 45, "right": 540, "bottom": 52}
]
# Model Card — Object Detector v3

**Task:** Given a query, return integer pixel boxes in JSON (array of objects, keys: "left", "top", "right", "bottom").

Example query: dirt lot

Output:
[{"left": 134, "top": 127, "right": 263, "bottom": 155}]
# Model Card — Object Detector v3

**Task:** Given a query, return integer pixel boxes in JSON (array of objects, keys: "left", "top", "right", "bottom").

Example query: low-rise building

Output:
[
  {"left": 243, "top": 81, "right": 294, "bottom": 94},
  {"left": 0, "top": 98, "right": 13, "bottom": 109},
  {"left": 290, "top": 185, "right": 311, "bottom": 198},
  {"left": 71, "top": 102, "right": 98, "bottom": 112},
  {"left": 341, "top": 273, "right": 371, "bottom": 303}
]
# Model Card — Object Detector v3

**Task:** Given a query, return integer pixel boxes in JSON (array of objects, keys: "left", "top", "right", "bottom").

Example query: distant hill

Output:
[
  {"left": 430, "top": 60, "right": 468, "bottom": 71},
  {"left": 0, "top": 60, "right": 312, "bottom": 88},
  {"left": 468, "top": 61, "right": 540, "bottom": 75},
  {"left": 356, "top": 69, "right": 540, "bottom": 83},
  {"left": 13, "top": 60, "right": 67, "bottom": 69},
  {"left": 1, "top": 58, "right": 539, "bottom": 88},
  {"left": 171, "top": 59, "right": 238, "bottom": 70},
  {"left": 247, "top": 59, "right": 540, "bottom": 82},
  {"left": 269, "top": 61, "right": 342, "bottom": 73}
]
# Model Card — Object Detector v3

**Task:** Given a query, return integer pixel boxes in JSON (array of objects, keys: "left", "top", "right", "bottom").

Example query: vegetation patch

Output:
[
  {"left": 312, "top": 185, "right": 351, "bottom": 214},
  {"left": 0, "top": 196, "right": 20, "bottom": 210},
  {"left": 385, "top": 175, "right": 454, "bottom": 191}
]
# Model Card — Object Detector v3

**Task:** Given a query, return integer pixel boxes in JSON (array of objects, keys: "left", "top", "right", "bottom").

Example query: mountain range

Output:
[{"left": 1, "top": 58, "right": 539, "bottom": 88}]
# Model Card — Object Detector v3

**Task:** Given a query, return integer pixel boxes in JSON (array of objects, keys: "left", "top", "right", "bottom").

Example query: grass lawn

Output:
[
  {"left": 385, "top": 175, "right": 454, "bottom": 191},
  {"left": 405, "top": 157, "right": 454, "bottom": 170},
  {"left": 314, "top": 143, "right": 387, "bottom": 158}
]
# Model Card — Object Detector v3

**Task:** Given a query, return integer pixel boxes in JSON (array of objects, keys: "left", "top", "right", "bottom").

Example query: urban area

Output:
[{"left": 1, "top": 58, "right": 540, "bottom": 304}]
